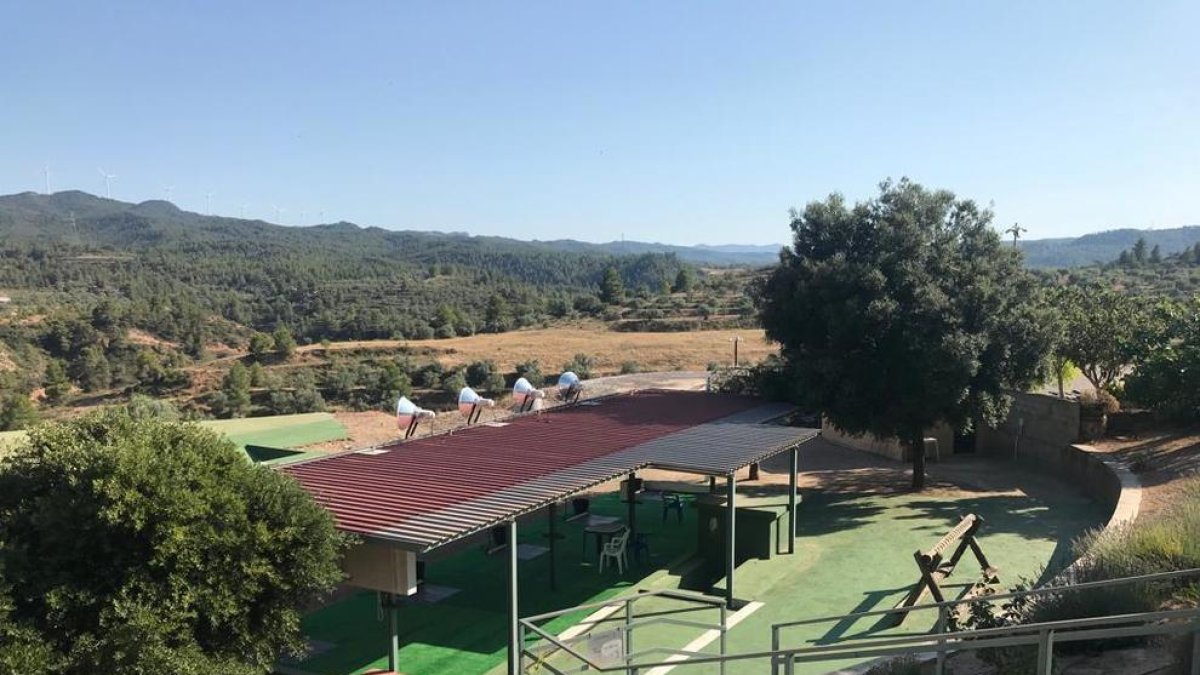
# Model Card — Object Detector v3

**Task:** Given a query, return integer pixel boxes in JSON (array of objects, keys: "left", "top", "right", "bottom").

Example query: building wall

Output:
[{"left": 821, "top": 418, "right": 954, "bottom": 462}]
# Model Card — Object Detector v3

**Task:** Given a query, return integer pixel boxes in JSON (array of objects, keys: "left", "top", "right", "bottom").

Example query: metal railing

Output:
[
  {"left": 519, "top": 588, "right": 729, "bottom": 675},
  {"left": 518, "top": 569, "right": 1200, "bottom": 674}
]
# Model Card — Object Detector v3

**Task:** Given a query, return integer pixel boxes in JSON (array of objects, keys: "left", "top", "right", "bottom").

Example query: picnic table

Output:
[{"left": 581, "top": 519, "right": 626, "bottom": 559}]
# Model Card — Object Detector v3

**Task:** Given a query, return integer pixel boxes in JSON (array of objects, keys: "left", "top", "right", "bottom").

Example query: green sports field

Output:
[
  {"left": 200, "top": 412, "right": 349, "bottom": 460},
  {"left": 1, "top": 413, "right": 347, "bottom": 463}
]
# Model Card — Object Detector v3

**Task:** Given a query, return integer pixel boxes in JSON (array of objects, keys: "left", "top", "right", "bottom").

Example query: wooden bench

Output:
[{"left": 887, "top": 514, "right": 999, "bottom": 625}]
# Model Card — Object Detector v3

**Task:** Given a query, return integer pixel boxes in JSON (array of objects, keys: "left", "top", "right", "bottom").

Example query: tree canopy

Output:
[
  {"left": 0, "top": 411, "right": 347, "bottom": 672},
  {"left": 756, "top": 179, "right": 1051, "bottom": 489}
]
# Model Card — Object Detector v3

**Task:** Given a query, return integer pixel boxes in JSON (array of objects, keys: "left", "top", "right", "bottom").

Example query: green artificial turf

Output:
[
  {"left": 291, "top": 493, "right": 701, "bottom": 675},
  {"left": 200, "top": 413, "right": 348, "bottom": 452}
]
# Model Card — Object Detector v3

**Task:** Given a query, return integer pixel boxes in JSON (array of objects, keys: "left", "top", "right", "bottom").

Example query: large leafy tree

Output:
[
  {"left": 1124, "top": 297, "right": 1200, "bottom": 421},
  {"left": 1053, "top": 285, "right": 1166, "bottom": 393},
  {"left": 756, "top": 179, "right": 1051, "bottom": 489},
  {"left": 0, "top": 411, "right": 347, "bottom": 673}
]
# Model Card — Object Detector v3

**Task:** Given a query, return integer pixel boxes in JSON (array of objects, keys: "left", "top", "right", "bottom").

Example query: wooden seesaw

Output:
[{"left": 884, "top": 513, "right": 1000, "bottom": 627}]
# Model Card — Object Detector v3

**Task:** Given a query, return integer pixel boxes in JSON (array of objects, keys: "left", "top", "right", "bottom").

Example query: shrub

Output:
[
  {"left": 465, "top": 360, "right": 503, "bottom": 391},
  {"left": 0, "top": 411, "right": 347, "bottom": 672},
  {"left": 863, "top": 657, "right": 922, "bottom": 675},
  {"left": 515, "top": 360, "right": 544, "bottom": 387},
  {"left": 561, "top": 353, "right": 596, "bottom": 379},
  {"left": 0, "top": 394, "right": 37, "bottom": 432},
  {"left": 442, "top": 370, "right": 468, "bottom": 396},
  {"left": 123, "top": 394, "right": 180, "bottom": 421},
  {"left": 619, "top": 360, "right": 641, "bottom": 375},
  {"left": 268, "top": 386, "right": 326, "bottom": 415},
  {"left": 709, "top": 356, "right": 796, "bottom": 401}
]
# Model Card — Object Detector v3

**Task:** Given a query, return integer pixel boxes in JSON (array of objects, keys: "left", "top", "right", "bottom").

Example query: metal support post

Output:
[
  {"left": 719, "top": 603, "right": 728, "bottom": 675},
  {"left": 507, "top": 520, "right": 520, "bottom": 675},
  {"left": 1190, "top": 619, "right": 1200, "bottom": 675},
  {"left": 385, "top": 592, "right": 399, "bottom": 673},
  {"left": 1036, "top": 629, "right": 1054, "bottom": 675},
  {"left": 787, "top": 447, "right": 798, "bottom": 554},
  {"left": 935, "top": 605, "right": 947, "bottom": 675},
  {"left": 726, "top": 473, "right": 737, "bottom": 607},
  {"left": 770, "top": 626, "right": 780, "bottom": 675},
  {"left": 548, "top": 502, "right": 558, "bottom": 592},
  {"left": 625, "top": 597, "right": 635, "bottom": 675},
  {"left": 627, "top": 471, "right": 637, "bottom": 558}
]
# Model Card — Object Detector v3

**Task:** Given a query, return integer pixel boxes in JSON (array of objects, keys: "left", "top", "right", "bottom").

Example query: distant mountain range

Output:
[
  {"left": 0, "top": 191, "right": 1196, "bottom": 269},
  {"left": 0, "top": 191, "right": 781, "bottom": 266},
  {"left": 1016, "top": 227, "right": 1200, "bottom": 268}
]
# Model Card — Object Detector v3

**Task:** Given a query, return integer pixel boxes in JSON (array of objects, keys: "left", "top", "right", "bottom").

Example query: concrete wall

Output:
[
  {"left": 821, "top": 418, "right": 954, "bottom": 462},
  {"left": 976, "top": 392, "right": 1081, "bottom": 465}
]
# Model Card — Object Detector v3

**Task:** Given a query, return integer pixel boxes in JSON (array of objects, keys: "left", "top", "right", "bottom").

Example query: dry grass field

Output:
[{"left": 300, "top": 323, "right": 776, "bottom": 373}]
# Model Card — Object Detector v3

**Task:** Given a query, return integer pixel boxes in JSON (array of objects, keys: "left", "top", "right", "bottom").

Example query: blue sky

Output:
[{"left": 2, "top": 2, "right": 1197, "bottom": 245}]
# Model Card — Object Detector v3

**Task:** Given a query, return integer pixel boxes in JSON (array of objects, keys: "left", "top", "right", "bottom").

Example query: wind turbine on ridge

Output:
[
  {"left": 97, "top": 168, "right": 116, "bottom": 199},
  {"left": 271, "top": 204, "right": 285, "bottom": 223},
  {"left": 162, "top": 185, "right": 174, "bottom": 202},
  {"left": 205, "top": 191, "right": 214, "bottom": 215},
  {"left": 43, "top": 164, "right": 51, "bottom": 194}
]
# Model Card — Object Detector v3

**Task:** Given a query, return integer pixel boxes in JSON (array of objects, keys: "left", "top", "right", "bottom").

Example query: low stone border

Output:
[{"left": 1070, "top": 443, "right": 1141, "bottom": 528}]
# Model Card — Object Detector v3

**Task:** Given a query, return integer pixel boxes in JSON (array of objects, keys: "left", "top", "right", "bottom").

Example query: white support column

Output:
[
  {"left": 507, "top": 519, "right": 520, "bottom": 675},
  {"left": 726, "top": 473, "right": 737, "bottom": 607}
]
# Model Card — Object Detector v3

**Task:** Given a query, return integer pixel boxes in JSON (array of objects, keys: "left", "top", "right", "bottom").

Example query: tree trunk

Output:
[{"left": 911, "top": 429, "right": 927, "bottom": 492}]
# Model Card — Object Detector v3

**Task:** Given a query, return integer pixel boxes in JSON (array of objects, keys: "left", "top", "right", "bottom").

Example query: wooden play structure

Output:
[{"left": 888, "top": 513, "right": 999, "bottom": 625}]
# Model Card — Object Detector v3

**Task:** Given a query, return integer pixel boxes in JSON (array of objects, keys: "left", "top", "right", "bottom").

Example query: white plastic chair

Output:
[{"left": 598, "top": 528, "right": 631, "bottom": 574}]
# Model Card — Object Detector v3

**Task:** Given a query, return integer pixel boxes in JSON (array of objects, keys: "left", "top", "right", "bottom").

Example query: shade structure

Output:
[{"left": 283, "top": 390, "right": 819, "bottom": 552}]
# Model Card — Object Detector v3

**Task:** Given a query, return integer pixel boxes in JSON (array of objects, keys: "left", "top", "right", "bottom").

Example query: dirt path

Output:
[{"left": 1090, "top": 429, "right": 1200, "bottom": 518}]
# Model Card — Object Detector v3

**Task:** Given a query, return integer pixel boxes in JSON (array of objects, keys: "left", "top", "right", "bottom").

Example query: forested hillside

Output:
[
  {"left": 1036, "top": 237, "right": 1200, "bottom": 298},
  {"left": 0, "top": 191, "right": 760, "bottom": 428},
  {"left": 1018, "top": 226, "right": 1200, "bottom": 268},
  {"left": 0, "top": 191, "right": 698, "bottom": 345}
]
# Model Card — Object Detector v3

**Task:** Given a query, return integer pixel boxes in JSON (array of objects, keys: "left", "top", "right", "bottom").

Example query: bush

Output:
[
  {"left": 123, "top": 394, "right": 180, "bottom": 421},
  {"left": 465, "top": 360, "right": 503, "bottom": 392},
  {"left": 863, "top": 657, "right": 922, "bottom": 675},
  {"left": 619, "top": 360, "right": 641, "bottom": 375},
  {"left": 0, "top": 411, "right": 347, "bottom": 672},
  {"left": 442, "top": 370, "right": 468, "bottom": 396},
  {"left": 515, "top": 360, "right": 544, "bottom": 387},
  {"left": 0, "top": 394, "right": 37, "bottom": 432},
  {"left": 561, "top": 353, "right": 596, "bottom": 379},
  {"left": 268, "top": 386, "right": 327, "bottom": 415},
  {"left": 709, "top": 356, "right": 796, "bottom": 401}
]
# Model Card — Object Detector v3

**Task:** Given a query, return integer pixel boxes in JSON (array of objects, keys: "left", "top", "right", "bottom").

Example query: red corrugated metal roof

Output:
[{"left": 283, "top": 391, "right": 762, "bottom": 539}]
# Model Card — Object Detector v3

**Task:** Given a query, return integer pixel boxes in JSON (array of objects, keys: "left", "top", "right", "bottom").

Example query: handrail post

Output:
[
  {"left": 517, "top": 621, "right": 525, "bottom": 674},
  {"left": 719, "top": 603, "right": 727, "bottom": 675},
  {"left": 770, "top": 625, "right": 780, "bottom": 675},
  {"left": 1037, "top": 629, "right": 1054, "bottom": 675},
  {"left": 1190, "top": 616, "right": 1200, "bottom": 675},
  {"left": 783, "top": 651, "right": 795, "bottom": 675},
  {"left": 625, "top": 596, "right": 636, "bottom": 675},
  {"left": 935, "top": 605, "right": 947, "bottom": 675}
]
